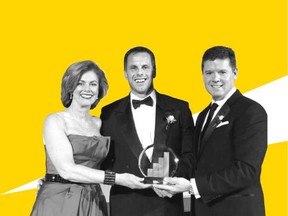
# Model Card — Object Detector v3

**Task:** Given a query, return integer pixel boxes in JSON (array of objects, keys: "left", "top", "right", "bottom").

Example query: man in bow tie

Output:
[
  {"left": 100, "top": 46, "right": 194, "bottom": 216},
  {"left": 154, "top": 46, "right": 267, "bottom": 216}
]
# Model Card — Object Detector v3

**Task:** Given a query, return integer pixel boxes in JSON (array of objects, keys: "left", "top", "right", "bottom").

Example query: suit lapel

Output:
[
  {"left": 198, "top": 90, "right": 242, "bottom": 158},
  {"left": 115, "top": 96, "right": 144, "bottom": 159},
  {"left": 202, "top": 105, "right": 231, "bottom": 144},
  {"left": 195, "top": 105, "right": 210, "bottom": 155},
  {"left": 151, "top": 92, "right": 173, "bottom": 163},
  {"left": 153, "top": 93, "right": 168, "bottom": 147}
]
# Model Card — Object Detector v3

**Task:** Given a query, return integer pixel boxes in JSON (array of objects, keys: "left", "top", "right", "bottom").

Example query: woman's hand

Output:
[{"left": 115, "top": 173, "right": 151, "bottom": 189}]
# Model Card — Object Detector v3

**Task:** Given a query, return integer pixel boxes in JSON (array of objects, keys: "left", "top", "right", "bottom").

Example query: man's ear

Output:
[
  {"left": 124, "top": 70, "right": 128, "bottom": 80},
  {"left": 233, "top": 68, "right": 238, "bottom": 79},
  {"left": 152, "top": 65, "right": 156, "bottom": 78}
]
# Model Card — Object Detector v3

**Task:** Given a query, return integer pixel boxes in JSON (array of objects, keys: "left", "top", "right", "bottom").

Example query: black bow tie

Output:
[{"left": 132, "top": 96, "right": 153, "bottom": 109}]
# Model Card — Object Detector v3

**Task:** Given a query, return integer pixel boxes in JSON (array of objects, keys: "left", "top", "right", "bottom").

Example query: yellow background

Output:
[{"left": 0, "top": 0, "right": 287, "bottom": 215}]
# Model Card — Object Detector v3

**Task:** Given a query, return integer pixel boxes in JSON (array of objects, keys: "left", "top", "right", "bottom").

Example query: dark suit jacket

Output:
[
  {"left": 101, "top": 91, "right": 194, "bottom": 216},
  {"left": 193, "top": 90, "right": 267, "bottom": 216}
]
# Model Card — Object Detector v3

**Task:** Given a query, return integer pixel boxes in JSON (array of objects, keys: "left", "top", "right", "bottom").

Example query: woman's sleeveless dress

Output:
[{"left": 30, "top": 135, "right": 110, "bottom": 216}]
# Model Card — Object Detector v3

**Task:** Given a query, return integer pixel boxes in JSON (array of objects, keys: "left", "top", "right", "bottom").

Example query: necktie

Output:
[
  {"left": 132, "top": 96, "right": 153, "bottom": 109},
  {"left": 200, "top": 103, "right": 218, "bottom": 141}
]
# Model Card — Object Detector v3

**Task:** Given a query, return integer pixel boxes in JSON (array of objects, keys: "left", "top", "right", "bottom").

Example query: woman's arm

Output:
[
  {"left": 44, "top": 113, "right": 150, "bottom": 189},
  {"left": 44, "top": 114, "right": 105, "bottom": 183}
]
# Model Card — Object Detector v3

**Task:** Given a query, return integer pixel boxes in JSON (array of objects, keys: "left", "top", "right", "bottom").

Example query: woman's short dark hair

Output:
[{"left": 61, "top": 60, "right": 108, "bottom": 109}]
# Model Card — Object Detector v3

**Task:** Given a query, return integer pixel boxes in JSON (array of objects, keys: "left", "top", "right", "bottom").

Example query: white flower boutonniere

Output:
[
  {"left": 213, "top": 115, "right": 225, "bottom": 127},
  {"left": 165, "top": 115, "right": 177, "bottom": 130},
  {"left": 218, "top": 115, "right": 224, "bottom": 121}
]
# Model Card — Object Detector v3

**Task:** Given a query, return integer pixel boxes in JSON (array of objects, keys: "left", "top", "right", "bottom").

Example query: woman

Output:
[{"left": 31, "top": 60, "right": 149, "bottom": 216}]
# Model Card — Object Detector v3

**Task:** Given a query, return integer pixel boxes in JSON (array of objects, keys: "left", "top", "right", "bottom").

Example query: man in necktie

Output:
[
  {"left": 154, "top": 46, "right": 267, "bottom": 216},
  {"left": 199, "top": 102, "right": 218, "bottom": 144},
  {"left": 100, "top": 46, "right": 194, "bottom": 216}
]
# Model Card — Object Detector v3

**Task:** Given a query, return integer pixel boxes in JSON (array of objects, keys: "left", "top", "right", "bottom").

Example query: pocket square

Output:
[{"left": 216, "top": 121, "right": 229, "bottom": 128}]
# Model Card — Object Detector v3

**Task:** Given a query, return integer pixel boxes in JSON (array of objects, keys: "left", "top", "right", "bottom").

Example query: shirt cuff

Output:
[{"left": 191, "top": 178, "right": 201, "bottom": 199}]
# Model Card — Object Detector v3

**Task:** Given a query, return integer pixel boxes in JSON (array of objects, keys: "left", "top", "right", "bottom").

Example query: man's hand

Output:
[
  {"left": 152, "top": 186, "right": 174, "bottom": 198},
  {"left": 153, "top": 177, "right": 190, "bottom": 194}
]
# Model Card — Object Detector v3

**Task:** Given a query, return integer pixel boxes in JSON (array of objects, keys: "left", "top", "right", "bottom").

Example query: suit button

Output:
[{"left": 126, "top": 165, "right": 130, "bottom": 169}]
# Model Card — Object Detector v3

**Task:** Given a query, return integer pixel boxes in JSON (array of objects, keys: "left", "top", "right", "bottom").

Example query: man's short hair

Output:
[
  {"left": 202, "top": 46, "right": 237, "bottom": 71},
  {"left": 124, "top": 46, "right": 156, "bottom": 77},
  {"left": 61, "top": 60, "right": 108, "bottom": 109}
]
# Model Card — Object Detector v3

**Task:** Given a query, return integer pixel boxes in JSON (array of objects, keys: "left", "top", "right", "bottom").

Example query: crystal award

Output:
[{"left": 138, "top": 144, "right": 179, "bottom": 184}]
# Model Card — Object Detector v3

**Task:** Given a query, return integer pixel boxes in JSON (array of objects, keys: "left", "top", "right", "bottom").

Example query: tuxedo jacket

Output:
[
  {"left": 101, "top": 91, "right": 194, "bottom": 216},
  {"left": 192, "top": 90, "right": 267, "bottom": 216}
]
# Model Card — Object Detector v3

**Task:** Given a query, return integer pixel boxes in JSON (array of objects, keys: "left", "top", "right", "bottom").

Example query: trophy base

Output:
[{"left": 142, "top": 177, "right": 164, "bottom": 184}]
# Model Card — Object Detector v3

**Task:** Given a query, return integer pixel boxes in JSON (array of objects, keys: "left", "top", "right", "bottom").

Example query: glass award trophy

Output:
[{"left": 138, "top": 144, "right": 179, "bottom": 184}]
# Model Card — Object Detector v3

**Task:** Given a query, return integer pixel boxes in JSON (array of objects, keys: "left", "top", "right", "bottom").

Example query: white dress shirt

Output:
[{"left": 130, "top": 91, "right": 156, "bottom": 160}]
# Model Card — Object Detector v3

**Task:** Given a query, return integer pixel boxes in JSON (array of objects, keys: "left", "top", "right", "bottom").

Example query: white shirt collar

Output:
[
  {"left": 208, "top": 87, "right": 236, "bottom": 121},
  {"left": 212, "top": 87, "right": 236, "bottom": 107}
]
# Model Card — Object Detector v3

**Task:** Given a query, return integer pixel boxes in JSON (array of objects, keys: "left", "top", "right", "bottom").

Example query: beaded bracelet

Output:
[{"left": 104, "top": 170, "right": 116, "bottom": 185}]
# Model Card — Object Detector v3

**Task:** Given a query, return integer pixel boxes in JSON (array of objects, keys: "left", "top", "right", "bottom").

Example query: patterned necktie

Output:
[
  {"left": 132, "top": 96, "right": 153, "bottom": 109},
  {"left": 200, "top": 103, "right": 218, "bottom": 141}
]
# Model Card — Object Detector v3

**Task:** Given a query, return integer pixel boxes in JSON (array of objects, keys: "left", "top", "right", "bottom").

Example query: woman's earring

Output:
[{"left": 70, "top": 93, "right": 73, "bottom": 99}]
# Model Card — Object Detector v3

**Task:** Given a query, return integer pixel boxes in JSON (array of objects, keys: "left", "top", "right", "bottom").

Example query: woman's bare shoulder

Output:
[
  {"left": 91, "top": 116, "right": 102, "bottom": 130},
  {"left": 44, "top": 112, "right": 67, "bottom": 130}
]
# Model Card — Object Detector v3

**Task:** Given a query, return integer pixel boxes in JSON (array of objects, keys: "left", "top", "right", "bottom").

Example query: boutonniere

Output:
[
  {"left": 165, "top": 113, "right": 177, "bottom": 130},
  {"left": 213, "top": 115, "right": 225, "bottom": 128},
  {"left": 213, "top": 115, "right": 229, "bottom": 128}
]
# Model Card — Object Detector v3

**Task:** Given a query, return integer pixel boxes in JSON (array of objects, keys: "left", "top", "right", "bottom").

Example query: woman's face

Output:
[{"left": 72, "top": 70, "right": 99, "bottom": 108}]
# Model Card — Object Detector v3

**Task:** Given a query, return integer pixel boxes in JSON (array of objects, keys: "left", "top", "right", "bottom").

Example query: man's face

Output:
[
  {"left": 202, "top": 58, "right": 237, "bottom": 101},
  {"left": 125, "top": 52, "right": 154, "bottom": 98}
]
